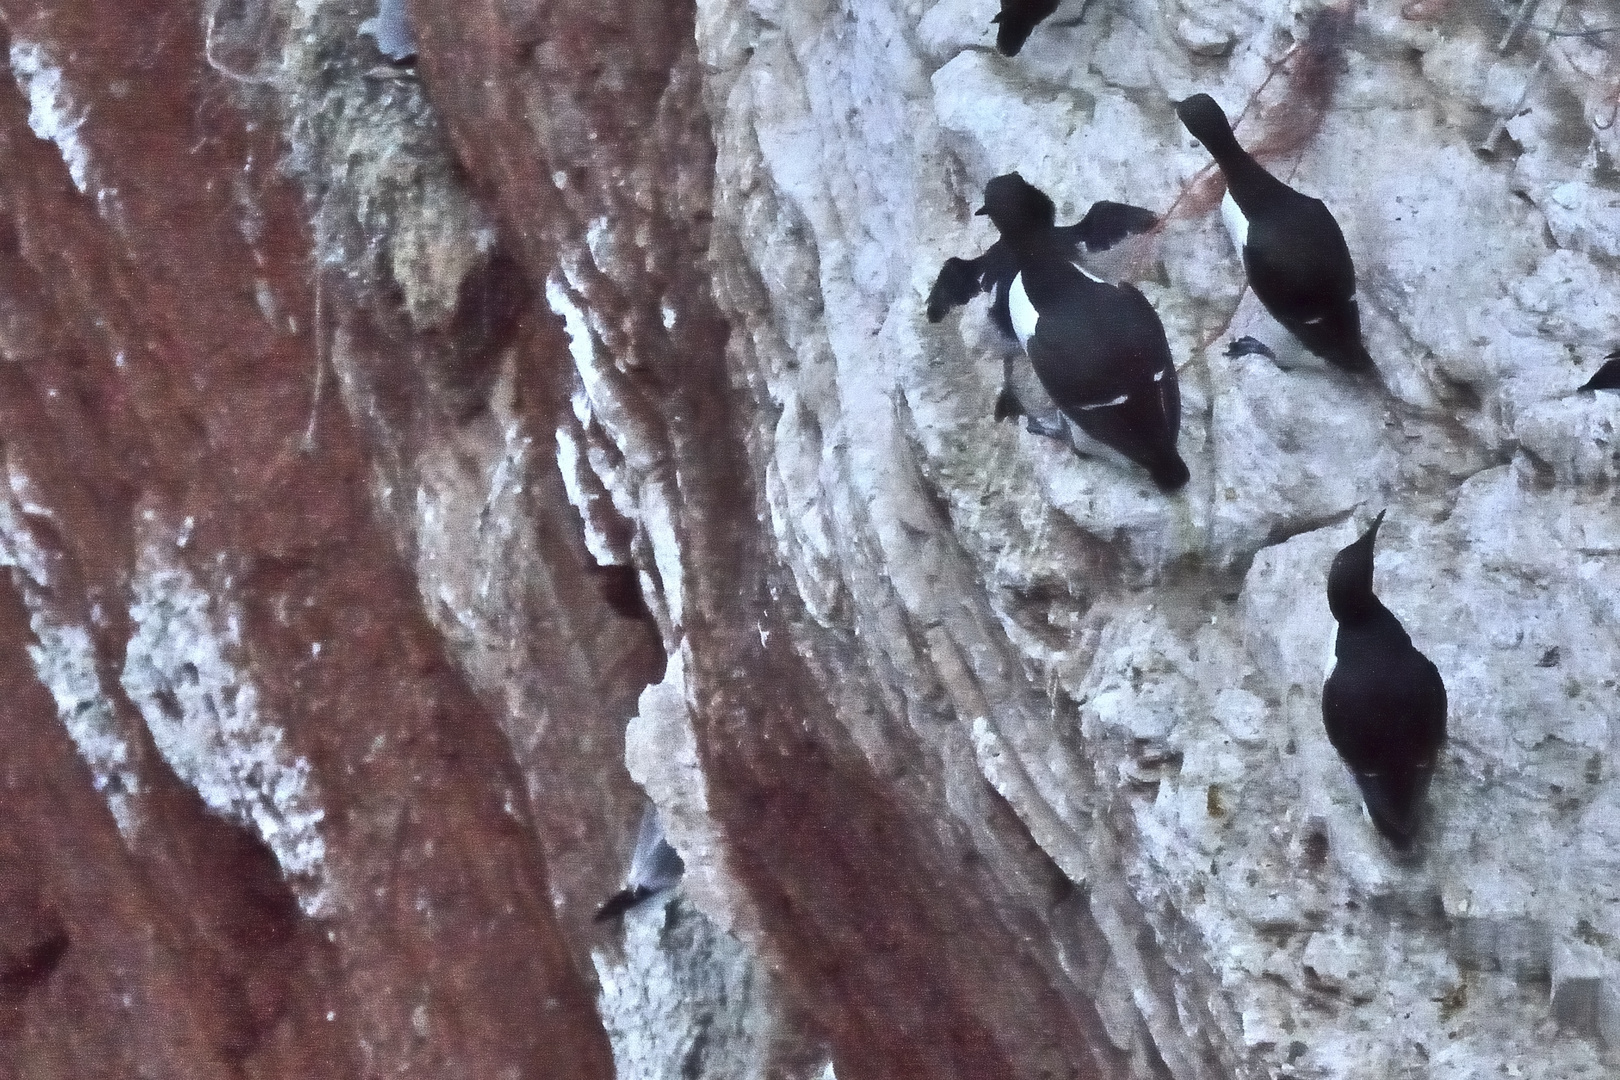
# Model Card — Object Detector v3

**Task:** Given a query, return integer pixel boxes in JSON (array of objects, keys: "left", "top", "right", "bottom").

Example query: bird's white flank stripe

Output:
[
  {"left": 1069, "top": 261, "right": 1105, "bottom": 284},
  {"left": 1009, "top": 272, "right": 1039, "bottom": 352},
  {"left": 1221, "top": 188, "right": 1249, "bottom": 254}
]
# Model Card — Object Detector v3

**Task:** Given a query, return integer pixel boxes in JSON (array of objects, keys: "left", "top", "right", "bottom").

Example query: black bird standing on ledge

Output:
[
  {"left": 1176, "top": 93, "right": 1375, "bottom": 373},
  {"left": 930, "top": 173, "right": 1188, "bottom": 491},
  {"left": 1322, "top": 511, "right": 1448, "bottom": 848}
]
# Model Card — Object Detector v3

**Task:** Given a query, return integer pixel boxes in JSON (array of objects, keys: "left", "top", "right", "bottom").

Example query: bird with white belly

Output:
[
  {"left": 1176, "top": 93, "right": 1374, "bottom": 374},
  {"left": 928, "top": 173, "right": 1189, "bottom": 492}
]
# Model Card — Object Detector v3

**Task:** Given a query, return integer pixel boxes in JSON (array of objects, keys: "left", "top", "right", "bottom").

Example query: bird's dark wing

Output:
[
  {"left": 1351, "top": 767, "right": 1434, "bottom": 849},
  {"left": 1242, "top": 196, "right": 1372, "bottom": 371},
  {"left": 1241, "top": 195, "right": 1357, "bottom": 316},
  {"left": 1411, "top": 650, "right": 1448, "bottom": 756},
  {"left": 928, "top": 241, "right": 1018, "bottom": 338},
  {"left": 1026, "top": 283, "right": 1182, "bottom": 478},
  {"left": 994, "top": 0, "right": 1061, "bottom": 55},
  {"left": 1323, "top": 635, "right": 1447, "bottom": 773},
  {"left": 1056, "top": 200, "right": 1159, "bottom": 254},
  {"left": 1579, "top": 357, "right": 1620, "bottom": 393},
  {"left": 1325, "top": 638, "right": 1446, "bottom": 849},
  {"left": 1094, "top": 284, "right": 1181, "bottom": 446},
  {"left": 927, "top": 257, "right": 985, "bottom": 322}
]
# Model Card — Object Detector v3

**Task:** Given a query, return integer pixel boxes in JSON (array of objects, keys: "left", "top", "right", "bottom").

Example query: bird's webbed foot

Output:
[
  {"left": 1023, "top": 414, "right": 1072, "bottom": 445},
  {"left": 1223, "top": 335, "right": 1277, "bottom": 361}
]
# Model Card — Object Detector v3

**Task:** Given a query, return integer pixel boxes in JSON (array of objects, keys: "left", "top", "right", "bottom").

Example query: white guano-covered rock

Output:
[{"left": 697, "top": 0, "right": 1620, "bottom": 1074}]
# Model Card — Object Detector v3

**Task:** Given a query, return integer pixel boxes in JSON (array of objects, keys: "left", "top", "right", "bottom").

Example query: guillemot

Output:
[
  {"left": 929, "top": 173, "right": 1188, "bottom": 491},
  {"left": 1322, "top": 511, "right": 1447, "bottom": 848},
  {"left": 1175, "top": 93, "right": 1374, "bottom": 373},
  {"left": 928, "top": 195, "right": 1157, "bottom": 340}
]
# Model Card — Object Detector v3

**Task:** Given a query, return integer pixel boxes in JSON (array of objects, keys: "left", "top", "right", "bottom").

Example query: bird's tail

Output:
[
  {"left": 1149, "top": 451, "right": 1191, "bottom": 492},
  {"left": 1291, "top": 302, "right": 1376, "bottom": 374},
  {"left": 993, "top": 0, "right": 1062, "bottom": 55},
  {"left": 1329, "top": 339, "right": 1377, "bottom": 374},
  {"left": 1578, "top": 356, "right": 1620, "bottom": 393},
  {"left": 1353, "top": 767, "right": 1435, "bottom": 849}
]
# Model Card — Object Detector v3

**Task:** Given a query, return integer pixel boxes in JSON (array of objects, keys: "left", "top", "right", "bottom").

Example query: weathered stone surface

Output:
[
  {"left": 690, "top": 0, "right": 1620, "bottom": 1075},
  {"left": 0, "top": 0, "right": 617, "bottom": 1075}
]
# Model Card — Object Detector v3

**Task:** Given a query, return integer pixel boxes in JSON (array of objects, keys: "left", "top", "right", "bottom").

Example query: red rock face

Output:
[
  {"left": 0, "top": 1, "right": 1143, "bottom": 1078},
  {"left": 409, "top": 4, "right": 1132, "bottom": 1080},
  {"left": 0, "top": 2, "right": 613, "bottom": 1076}
]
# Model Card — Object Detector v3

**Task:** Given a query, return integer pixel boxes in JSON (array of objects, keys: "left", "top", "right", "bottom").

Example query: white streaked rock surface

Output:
[{"left": 694, "top": 0, "right": 1620, "bottom": 1073}]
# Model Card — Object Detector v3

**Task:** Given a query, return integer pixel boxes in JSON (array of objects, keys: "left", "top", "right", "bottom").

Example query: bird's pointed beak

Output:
[
  {"left": 991, "top": 12, "right": 1001, "bottom": 21},
  {"left": 974, "top": 206, "right": 989, "bottom": 216},
  {"left": 1361, "top": 509, "right": 1386, "bottom": 545}
]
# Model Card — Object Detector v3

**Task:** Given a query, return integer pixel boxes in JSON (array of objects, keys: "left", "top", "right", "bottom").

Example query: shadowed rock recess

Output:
[{"left": 1, "top": 0, "right": 1618, "bottom": 1075}]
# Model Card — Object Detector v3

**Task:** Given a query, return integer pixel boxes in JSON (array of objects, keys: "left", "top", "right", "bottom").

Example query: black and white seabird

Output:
[
  {"left": 1578, "top": 351, "right": 1620, "bottom": 393},
  {"left": 927, "top": 194, "right": 1158, "bottom": 339},
  {"left": 595, "top": 805, "right": 685, "bottom": 923},
  {"left": 1175, "top": 93, "right": 1374, "bottom": 373},
  {"left": 1322, "top": 511, "right": 1447, "bottom": 848},
  {"left": 929, "top": 173, "right": 1188, "bottom": 491}
]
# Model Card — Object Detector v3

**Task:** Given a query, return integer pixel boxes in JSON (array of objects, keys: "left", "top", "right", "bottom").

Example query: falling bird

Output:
[
  {"left": 595, "top": 805, "right": 685, "bottom": 923},
  {"left": 928, "top": 173, "right": 1187, "bottom": 491},
  {"left": 360, "top": 0, "right": 417, "bottom": 63},
  {"left": 1322, "top": 511, "right": 1447, "bottom": 848},
  {"left": 1175, "top": 93, "right": 1374, "bottom": 373}
]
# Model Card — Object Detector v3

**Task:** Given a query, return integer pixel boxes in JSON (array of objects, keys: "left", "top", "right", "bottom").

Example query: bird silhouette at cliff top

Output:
[
  {"left": 990, "top": 0, "right": 1099, "bottom": 56},
  {"left": 595, "top": 805, "right": 685, "bottom": 923},
  {"left": 928, "top": 173, "right": 1188, "bottom": 491},
  {"left": 992, "top": 0, "right": 1059, "bottom": 55},
  {"left": 1176, "top": 93, "right": 1374, "bottom": 374},
  {"left": 1578, "top": 350, "right": 1620, "bottom": 393},
  {"left": 1322, "top": 511, "right": 1447, "bottom": 849}
]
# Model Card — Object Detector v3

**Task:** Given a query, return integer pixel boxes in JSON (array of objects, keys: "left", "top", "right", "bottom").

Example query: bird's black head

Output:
[
  {"left": 1327, "top": 510, "right": 1386, "bottom": 623},
  {"left": 976, "top": 173, "right": 1056, "bottom": 240},
  {"left": 1174, "top": 93, "right": 1240, "bottom": 153}
]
